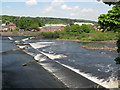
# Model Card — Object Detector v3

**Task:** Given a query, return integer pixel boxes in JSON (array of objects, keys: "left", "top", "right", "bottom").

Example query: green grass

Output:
[
  {"left": 3, "top": 30, "right": 118, "bottom": 41},
  {"left": 76, "top": 31, "right": 117, "bottom": 41}
]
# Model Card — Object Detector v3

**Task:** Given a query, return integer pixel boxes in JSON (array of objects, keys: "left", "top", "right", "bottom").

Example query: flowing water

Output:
[{"left": 7, "top": 36, "right": 119, "bottom": 88}]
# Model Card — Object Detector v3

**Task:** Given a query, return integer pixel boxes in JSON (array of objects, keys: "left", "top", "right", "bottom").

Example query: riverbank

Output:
[
  {"left": 0, "top": 32, "right": 41, "bottom": 36},
  {"left": 56, "top": 38, "right": 117, "bottom": 43},
  {"left": 0, "top": 32, "right": 117, "bottom": 44}
]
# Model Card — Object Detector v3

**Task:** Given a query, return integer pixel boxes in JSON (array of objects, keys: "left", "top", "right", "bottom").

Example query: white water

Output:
[
  {"left": 8, "top": 37, "right": 14, "bottom": 40},
  {"left": 55, "top": 61, "right": 118, "bottom": 88},
  {"left": 29, "top": 37, "right": 35, "bottom": 39},
  {"left": 39, "top": 51, "right": 67, "bottom": 60},
  {"left": 19, "top": 38, "right": 119, "bottom": 88},
  {"left": 29, "top": 42, "right": 67, "bottom": 60},
  {"left": 30, "top": 42, "right": 55, "bottom": 49},
  {"left": 22, "top": 38, "right": 29, "bottom": 42},
  {"left": 18, "top": 45, "right": 28, "bottom": 49},
  {"left": 36, "top": 50, "right": 118, "bottom": 88},
  {"left": 14, "top": 40, "right": 20, "bottom": 43}
]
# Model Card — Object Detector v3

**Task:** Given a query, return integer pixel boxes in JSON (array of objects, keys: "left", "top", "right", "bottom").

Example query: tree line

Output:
[{"left": 1, "top": 15, "right": 97, "bottom": 31}]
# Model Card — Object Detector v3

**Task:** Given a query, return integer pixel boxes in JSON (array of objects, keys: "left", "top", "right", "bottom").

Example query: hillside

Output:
[{"left": 1, "top": 15, "right": 98, "bottom": 26}]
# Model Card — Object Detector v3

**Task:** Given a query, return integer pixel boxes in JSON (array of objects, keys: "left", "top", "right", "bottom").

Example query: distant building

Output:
[
  {"left": 45, "top": 24, "right": 67, "bottom": 27},
  {"left": 40, "top": 24, "right": 66, "bottom": 32},
  {"left": 92, "top": 25, "right": 101, "bottom": 30},
  {"left": 1, "top": 24, "right": 6, "bottom": 26},
  {"left": 1, "top": 24, "right": 17, "bottom": 31},
  {"left": 74, "top": 22, "right": 94, "bottom": 26},
  {"left": 40, "top": 26, "right": 65, "bottom": 32}
]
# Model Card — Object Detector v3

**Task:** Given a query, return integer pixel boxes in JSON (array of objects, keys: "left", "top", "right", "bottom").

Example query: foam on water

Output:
[
  {"left": 34, "top": 54, "right": 43, "bottom": 60},
  {"left": 29, "top": 41, "right": 118, "bottom": 88},
  {"left": 23, "top": 50, "right": 36, "bottom": 57},
  {"left": 29, "top": 41, "right": 67, "bottom": 59},
  {"left": 39, "top": 51, "right": 67, "bottom": 60},
  {"left": 15, "top": 39, "right": 118, "bottom": 88},
  {"left": 14, "top": 40, "right": 20, "bottom": 43},
  {"left": 54, "top": 61, "right": 118, "bottom": 88},
  {"left": 22, "top": 38, "right": 29, "bottom": 42},
  {"left": 29, "top": 42, "right": 55, "bottom": 49},
  {"left": 29, "top": 37, "right": 35, "bottom": 39},
  {"left": 8, "top": 37, "right": 14, "bottom": 41},
  {"left": 18, "top": 46, "right": 26, "bottom": 49}
]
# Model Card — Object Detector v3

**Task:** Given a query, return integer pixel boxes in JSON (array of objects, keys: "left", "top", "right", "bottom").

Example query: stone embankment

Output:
[{"left": 0, "top": 32, "right": 42, "bottom": 36}]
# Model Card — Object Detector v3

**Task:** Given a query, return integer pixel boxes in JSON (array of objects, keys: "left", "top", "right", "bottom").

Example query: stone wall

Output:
[{"left": 0, "top": 32, "right": 42, "bottom": 36}]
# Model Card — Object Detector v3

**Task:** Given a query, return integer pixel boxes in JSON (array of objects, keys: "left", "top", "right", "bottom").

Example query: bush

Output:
[
  {"left": 114, "top": 57, "right": 120, "bottom": 64},
  {"left": 40, "top": 31, "right": 60, "bottom": 39}
]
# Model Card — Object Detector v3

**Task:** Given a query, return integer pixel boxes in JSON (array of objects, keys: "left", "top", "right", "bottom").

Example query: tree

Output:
[
  {"left": 97, "top": 0, "right": 120, "bottom": 5},
  {"left": 80, "top": 24, "right": 94, "bottom": 33},
  {"left": 98, "top": 3, "right": 120, "bottom": 32},
  {"left": 17, "top": 17, "right": 31, "bottom": 30}
]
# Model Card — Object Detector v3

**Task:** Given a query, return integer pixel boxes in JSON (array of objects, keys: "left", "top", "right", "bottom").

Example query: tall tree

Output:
[
  {"left": 98, "top": 3, "right": 120, "bottom": 32},
  {"left": 17, "top": 17, "right": 31, "bottom": 30}
]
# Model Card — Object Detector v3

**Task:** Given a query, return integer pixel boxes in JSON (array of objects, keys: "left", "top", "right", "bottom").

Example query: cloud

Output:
[
  {"left": 70, "top": 13, "right": 77, "bottom": 16},
  {"left": 61, "top": 4, "right": 80, "bottom": 10},
  {"left": 26, "top": 0, "right": 37, "bottom": 6},
  {"left": 51, "top": 0, "right": 64, "bottom": 6},
  {"left": 81, "top": 8, "right": 94, "bottom": 13},
  {"left": 5, "top": 6, "right": 11, "bottom": 8},
  {"left": 43, "top": 0, "right": 64, "bottom": 13},
  {"left": 43, "top": 6, "right": 54, "bottom": 13}
]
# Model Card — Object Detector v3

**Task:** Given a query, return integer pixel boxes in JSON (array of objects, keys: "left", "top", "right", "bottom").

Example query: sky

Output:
[{"left": 1, "top": 0, "right": 113, "bottom": 21}]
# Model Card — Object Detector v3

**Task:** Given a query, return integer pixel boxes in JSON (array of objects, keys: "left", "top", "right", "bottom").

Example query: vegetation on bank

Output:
[
  {"left": 2, "top": 23, "right": 118, "bottom": 41},
  {"left": 38, "top": 24, "right": 118, "bottom": 41},
  {"left": 81, "top": 46, "right": 116, "bottom": 51}
]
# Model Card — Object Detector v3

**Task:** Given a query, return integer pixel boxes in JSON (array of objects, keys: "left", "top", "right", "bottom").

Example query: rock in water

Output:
[{"left": 34, "top": 54, "right": 43, "bottom": 61}]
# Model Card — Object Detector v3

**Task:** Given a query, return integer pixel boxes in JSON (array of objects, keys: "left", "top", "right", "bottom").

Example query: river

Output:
[{"left": 2, "top": 36, "right": 119, "bottom": 88}]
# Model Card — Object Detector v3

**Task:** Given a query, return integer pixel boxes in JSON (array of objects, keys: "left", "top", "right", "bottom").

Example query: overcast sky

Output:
[{"left": 1, "top": 0, "right": 112, "bottom": 21}]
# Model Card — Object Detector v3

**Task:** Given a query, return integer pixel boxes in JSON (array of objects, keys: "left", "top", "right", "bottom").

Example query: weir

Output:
[
  {"left": 3, "top": 36, "right": 118, "bottom": 89},
  {"left": 28, "top": 46, "right": 108, "bottom": 88},
  {"left": 0, "top": 48, "right": 25, "bottom": 54}
]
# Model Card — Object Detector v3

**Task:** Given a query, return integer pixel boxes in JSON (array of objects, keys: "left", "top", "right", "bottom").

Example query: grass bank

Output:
[
  {"left": 81, "top": 46, "right": 117, "bottom": 51},
  {"left": 1, "top": 31, "right": 118, "bottom": 42},
  {"left": 38, "top": 31, "right": 118, "bottom": 41}
]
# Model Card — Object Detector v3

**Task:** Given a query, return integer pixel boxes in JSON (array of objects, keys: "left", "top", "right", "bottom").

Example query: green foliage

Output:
[
  {"left": 17, "top": 17, "right": 31, "bottom": 30},
  {"left": 114, "top": 57, "right": 120, "bottom": 64},
  {"left": 116, "top": 34, "right": 120, "bottom": 53},
  {"left": 64, "top": 24, "right": 95, "bottom": 35},
  {"left": 101, "top": 0, "right": 120, "bottom": 6},
  {"left": 98, "top": 3, "right": 120, "bottom": 32},
  {"left": 88, "top": 31, "right": 117, "bottom": 41},
  {"left": 40, "top": 31, "right": 60, "bottom": 39},
  {"left": 80, "top": 24, "right": 95, "bottom": 33},
  {"left": 2, "top": 15, "right": 97, "bottom": 30},
  {"left": 77, "top": 31, "right": 117, "bottom": 41},
  {"left": 60, "top": 24, "right": 117, "bottom": 41}
]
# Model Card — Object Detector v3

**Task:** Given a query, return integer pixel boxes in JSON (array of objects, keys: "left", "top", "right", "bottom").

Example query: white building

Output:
[
  {"left": 45, "top": 24, "right": 67, "bottom": 27},
  {"left": 74, "top": 22, "right": 94, "bottom": 26},
  {"left": 1, "top": 24, "right": 6, "bottom": 26}
]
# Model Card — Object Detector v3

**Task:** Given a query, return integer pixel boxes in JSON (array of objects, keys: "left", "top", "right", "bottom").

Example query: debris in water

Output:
[{"left": 22, "top": 63, "right": 27, "bottom": 66}]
